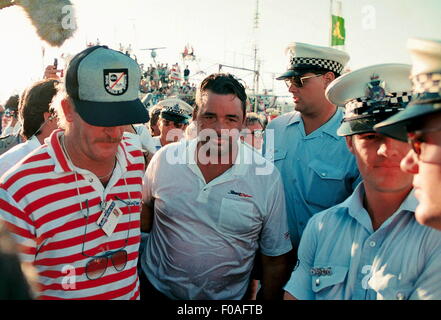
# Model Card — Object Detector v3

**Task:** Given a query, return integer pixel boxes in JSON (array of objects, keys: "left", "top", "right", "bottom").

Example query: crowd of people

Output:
[
  {"left": 139, "top": 63, "right": 197, "bottom": 107},
  {"left": 0, "top": 36, "right": 440, "bottom": 301}
]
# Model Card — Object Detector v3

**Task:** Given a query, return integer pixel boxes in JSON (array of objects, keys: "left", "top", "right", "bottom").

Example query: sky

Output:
[{"left": 0, "top": 0, "right": 440, "bottom": 103}]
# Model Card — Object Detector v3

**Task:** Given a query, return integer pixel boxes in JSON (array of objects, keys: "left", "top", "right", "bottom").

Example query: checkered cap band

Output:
[
  {"left": 412, "top": 73, "right": 441, "bottom": 94},
  {"left": 163, "top": 103, "right": 190, "bottom": 116},
  {"left": 291, "top": 57, "right": 344, "bottom": 74},
  {"left": 344, "top": 92, "right": 411, "bottom": 118}
]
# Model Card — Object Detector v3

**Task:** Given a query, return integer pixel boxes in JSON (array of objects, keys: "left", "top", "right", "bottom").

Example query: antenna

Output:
[{"left": 252, "top": 0, "right": 260, "bottom": 112}]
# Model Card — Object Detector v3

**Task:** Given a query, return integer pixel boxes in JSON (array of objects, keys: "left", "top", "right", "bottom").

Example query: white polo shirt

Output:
[{"left": 141, "top": 139, "right": 292, "bottom": 300}]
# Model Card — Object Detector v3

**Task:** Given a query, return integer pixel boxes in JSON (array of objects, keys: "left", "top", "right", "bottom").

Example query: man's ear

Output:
[
  {"left": 192, "top": 107, "right": 198, "bottom": 121},
  {"left": 43, "top": 111, "right": 51, "bottom": 121},
  {"left": 323, "top": 71, "right": 336, "bottom": 88},
  {"left": 345, "top": 135, "right": 355, "bottom": 154},
  {"left": 61, "top": 98, "right": 74, "bottom": 123}
]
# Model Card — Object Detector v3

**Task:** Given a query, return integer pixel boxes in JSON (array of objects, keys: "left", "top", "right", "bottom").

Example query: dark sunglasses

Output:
[
  {"left": 407, "top": 126, "right": 441, "bottom": 164},
  {"left": 4, "top": 109, "right": 16, "bottom": 118},
  {"left": 284, "top": 73, "right": 324, "bottom": 88},
  {"left": 81, "top": 197, "right": 131, "bottom": 280}
]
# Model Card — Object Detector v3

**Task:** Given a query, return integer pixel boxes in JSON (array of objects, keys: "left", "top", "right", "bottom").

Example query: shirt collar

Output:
[
  {"left": 28, "top": 134, "right": 41, "bottom": 147},
  {"left": 47, "top": 129, "right": 132, "bottom": 174},
  {"left": 344, "top": 183, "right": 368, "bottom": 227},
  {"left": 186, "top": 137, "right": 251, "bottom": 180},
  {"left": 345, "top": 183, "right": 418, "bottom": 232},
  {"left": 286, "top": 111, "right": 302, "bottom": 126},
  {"left": 321, "top": 108, "right": 344, "bottom": 139},
  {"left": 286, "top": 108, "right": 343, "bottom": 140}
]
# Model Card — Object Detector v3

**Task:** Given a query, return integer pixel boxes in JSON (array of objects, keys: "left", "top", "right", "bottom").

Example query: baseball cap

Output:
[
  {"left": 277, "top": 42, "right": 350, "bottom": 80},
  {"left": 65, "top": 45, "right": 149, "bottom": 127}
]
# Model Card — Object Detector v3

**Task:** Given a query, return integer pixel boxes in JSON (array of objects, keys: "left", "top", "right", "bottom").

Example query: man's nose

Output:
[
  {"left": 400, "top": 149, "right": 419, "bottom": 174},
  {"left": 377, "top": 137, "right": 402, "bottom": 159},
  {"left": 104, "top": 125, "right": 124, "bottom": 138}
]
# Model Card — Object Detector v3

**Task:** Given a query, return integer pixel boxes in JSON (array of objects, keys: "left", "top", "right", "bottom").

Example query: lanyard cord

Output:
[
  {"left": 60, "top": 134, "right": 133, "bottom": 236},
  {"left": 60, "top": 134, "right": 87, "bottom": 216}
]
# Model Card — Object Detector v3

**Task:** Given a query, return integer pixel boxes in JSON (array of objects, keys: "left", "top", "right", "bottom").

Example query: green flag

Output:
[{"left": 331, "top": 14, "right": 345, "bottom": 46}]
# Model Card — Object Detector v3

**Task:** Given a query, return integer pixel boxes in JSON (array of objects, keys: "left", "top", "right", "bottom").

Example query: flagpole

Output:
[{"left": 329, "top": 0, "right": 333, "bottom": 47}]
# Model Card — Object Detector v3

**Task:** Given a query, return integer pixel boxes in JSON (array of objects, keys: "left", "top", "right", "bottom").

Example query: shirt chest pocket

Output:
[
  {"left": 305, "top": 159, "right": 347, "bottom": 209},
  {"left": 273, "top": 149, "right": 287, "bottom": 161},
  {"left": 369, "top": 273, "right": 415, "bottom": 300},
  {"left": 265, "top": 148, "right": 286, "bottom": 163},
  {"left": 311, "top": 266, "right": 348, "bottom": 300},
  {"left": 218, "top": 198, "right": 259, "bottom": 235}
]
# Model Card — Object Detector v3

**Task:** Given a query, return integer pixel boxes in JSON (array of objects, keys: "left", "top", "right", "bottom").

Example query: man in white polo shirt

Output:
[
  {"left": 0, "top": 45, "right": 149, "bottom": 300},
  {"left": 140, "top": 73, "right": 292, "bottom": 300}
]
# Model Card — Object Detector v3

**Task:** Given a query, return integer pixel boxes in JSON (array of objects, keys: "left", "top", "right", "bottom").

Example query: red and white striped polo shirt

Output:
[{"left": 0, "top": 129, "right": 144, "bottom": 300}]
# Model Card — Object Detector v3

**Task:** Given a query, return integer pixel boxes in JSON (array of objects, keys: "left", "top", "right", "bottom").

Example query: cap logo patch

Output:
[
  {"left": 366, "top": 74, "right": 387, "bottom": 102},
  {"left": 104, "top": 68, "right": 129, "bottom": 95}
]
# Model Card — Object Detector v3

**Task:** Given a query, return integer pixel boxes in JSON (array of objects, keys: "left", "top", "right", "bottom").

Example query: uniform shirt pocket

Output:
[
  {"left": 219, "top": 198, "right": 259, "bottom": 235},
  {"left": 306, "top": 159, "right": 347, "bottom": 209},
  {"left": 273, "top": 149, "right": 287, "bottom": 161},
  {"left": 369, "top": 274, "right": 414, "bottom": 300},
  {"left": 311, "top": 265, "right": 348, "bottom": 299}
]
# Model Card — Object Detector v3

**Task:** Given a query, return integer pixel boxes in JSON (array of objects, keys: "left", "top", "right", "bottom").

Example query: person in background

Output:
[
  {"left": 0, "top": 95, "right": 23, "bottom": 155},
  {"left": 0, "top": 104, "right": 4, "bottom": 135},
  {"left": 151, "top": 98, "right": 192, "bottom": 152},
  {"left": 184, "top": 65, "right": 190, "bottom": 84},
  {"left": 1, "top": 94, "right": 21, "bottom": 138},
  {"left": 264, "top": 42, "right": 361, "bottom": 270},
  {"left": 148, "top": 104, "right": 163, "bottom": 137},
  {"left": 0, "top": 79, "right": 59, "bottom": 177},
  {"left": 241, "top": 112, "right": 266, "bottom": 152}
]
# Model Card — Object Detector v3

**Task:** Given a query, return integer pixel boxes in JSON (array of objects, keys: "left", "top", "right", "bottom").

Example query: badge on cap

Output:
[
  {"left": 104, "top": 68, "right": 129, "bottom": 95},
  {"left": 366, "top": 74, "right": 387, "bottom": 102}
]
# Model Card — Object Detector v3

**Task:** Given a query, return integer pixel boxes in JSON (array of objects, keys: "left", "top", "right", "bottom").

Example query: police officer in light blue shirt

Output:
[
  {"left": 264, "top": 42, "right": 361, "bottom": 259},
  {"left": 375, "top": 38, "right": 441, "bottom": 232},
  {"left": 284, "top": 63, "right": 441, "bottom": 300}
]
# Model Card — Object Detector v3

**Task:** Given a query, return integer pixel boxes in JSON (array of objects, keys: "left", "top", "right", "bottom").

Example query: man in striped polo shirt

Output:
[{"left": 0, "top": 45, "right": 149, "bottom": 299}]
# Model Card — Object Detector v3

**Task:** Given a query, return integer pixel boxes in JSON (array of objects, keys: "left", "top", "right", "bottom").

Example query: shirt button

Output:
[
  {"left": 321, "top": 173, "right": 327, "bottom": 177},
  {"left": 89, "top": 178, "right": 93, "bottom": 183},
  {"left": 315, "top": 278, "right": 320, "bottom": 286},
  {"left": 369, "top": 241, "right": 376, "bottom": 247},
  {"left": 396, "top": 292, "right": 405, "bottom": 300}
]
